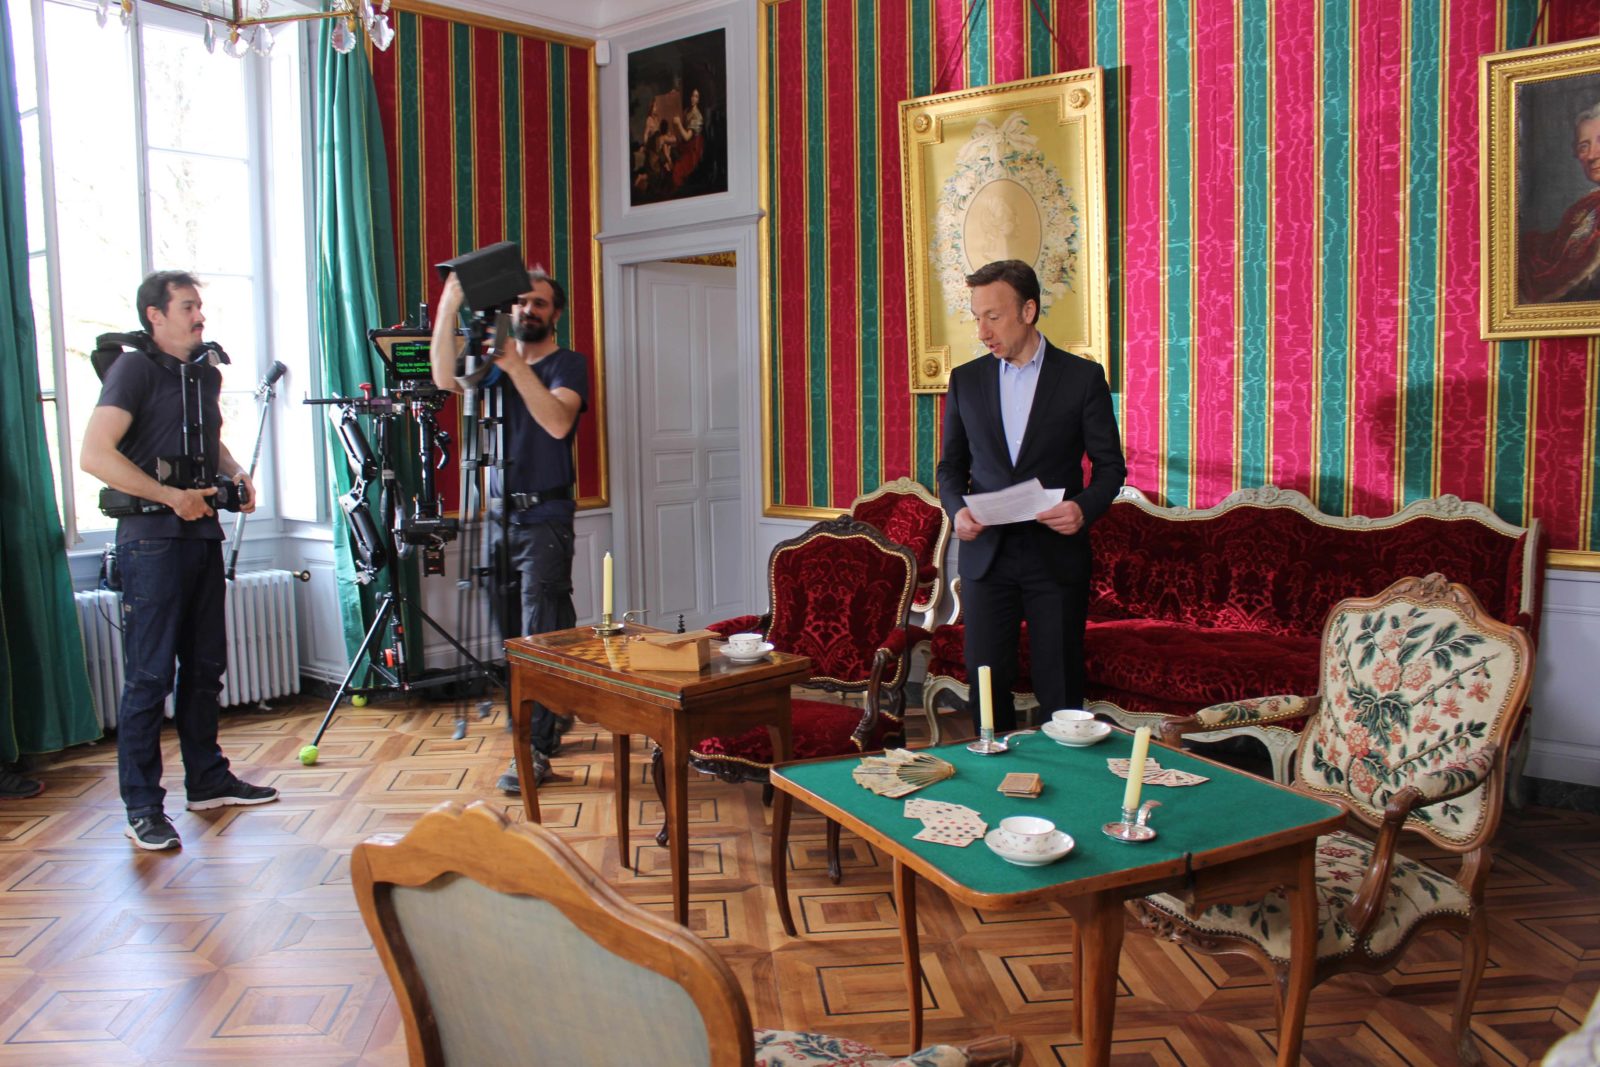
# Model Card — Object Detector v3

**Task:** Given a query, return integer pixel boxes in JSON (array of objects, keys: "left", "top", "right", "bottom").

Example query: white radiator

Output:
[{"left": 74, "top": 569, "right": 302, "bottom": 729}]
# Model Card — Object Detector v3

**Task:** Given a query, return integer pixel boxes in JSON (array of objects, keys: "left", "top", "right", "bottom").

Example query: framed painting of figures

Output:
[
  {"left": 900, "top": 69, "right": 1108, "bottom": 393},
  {"left": 1482, "top": 35, "right": 1600, "bottom": 338},
  {"left": 627, "top": 28, "right": 728, "bottom": 206}
]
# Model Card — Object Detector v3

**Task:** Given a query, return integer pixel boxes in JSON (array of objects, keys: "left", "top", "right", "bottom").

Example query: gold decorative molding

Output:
[{"left": 665, "top": 252, "right": 736, "bottom": 268}]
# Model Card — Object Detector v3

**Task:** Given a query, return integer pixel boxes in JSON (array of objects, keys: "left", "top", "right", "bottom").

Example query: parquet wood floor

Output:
[{"left": 0, "top": 695, "right": 1593, "bottom": 1065}]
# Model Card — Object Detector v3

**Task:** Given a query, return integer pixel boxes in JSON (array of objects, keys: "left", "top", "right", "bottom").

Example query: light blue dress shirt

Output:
[{"left": 997, "top": 333, "right": 1046, "bottom": 465}]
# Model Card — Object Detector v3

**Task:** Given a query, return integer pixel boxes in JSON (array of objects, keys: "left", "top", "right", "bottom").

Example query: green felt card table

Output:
[{"left": 770, "top": 729, "right": 1345, "bottom": 1067}]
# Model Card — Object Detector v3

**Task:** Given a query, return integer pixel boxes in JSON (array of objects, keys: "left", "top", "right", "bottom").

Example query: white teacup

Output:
[
  {"left": 726, "top": 632, "right": 764, "bottom": 655},
  {"left": 1050, "top": 709, "right": 1098, "bottom": 737},
  {"left": 995, "top": 815, "right": 1056, "bottom": 855}
]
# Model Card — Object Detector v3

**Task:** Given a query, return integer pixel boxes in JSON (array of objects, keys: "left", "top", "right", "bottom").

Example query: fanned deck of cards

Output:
[
  {"left": 851, "top": 749, "right": 956, "bottom": 798},
  {"left": 904, "top": 798, "right": 986, "bottom": 846},
  {"left": 1107, "top": 757, "right": 1209, "bottom": 787}
]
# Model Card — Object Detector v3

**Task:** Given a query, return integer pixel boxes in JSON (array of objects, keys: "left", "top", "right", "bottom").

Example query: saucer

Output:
[
  {"left": 1042, "top": 720, "right": 1112, "bottom": 747},
  {"left": 985, "top": 828, "right": 1075, "bottom": 866},
  {"left": 719, "top": 642, "right": 775, "bottom": 664}
]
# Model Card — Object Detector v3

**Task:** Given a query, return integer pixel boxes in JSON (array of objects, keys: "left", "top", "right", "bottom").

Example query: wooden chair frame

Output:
[
  {"left": 1132, "top": 574, "right": 1536, "bottom": 1066},
  {"left": 352, "top": 801, "right": 753, "bottom": 1066},
  {"left": 848, "top": 476, "right": 952, "bottom": 629}
]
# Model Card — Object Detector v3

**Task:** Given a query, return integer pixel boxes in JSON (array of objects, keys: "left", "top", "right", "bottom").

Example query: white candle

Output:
[
  {"left": 1123, "top": 726, "right": 1152, "bottom": 810},
  {"left": 602, "top": 551, "right": 614, "bottom": 617},
  {"left": 977, "top": 665, "right": 994, "bottom": 734}
]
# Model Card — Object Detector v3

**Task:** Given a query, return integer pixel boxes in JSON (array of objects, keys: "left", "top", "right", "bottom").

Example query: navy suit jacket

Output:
[{"left": 935, "top": 341, "right": 1127, "bottom": 583}]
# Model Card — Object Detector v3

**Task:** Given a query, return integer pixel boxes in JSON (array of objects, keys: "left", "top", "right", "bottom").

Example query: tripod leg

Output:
[
  {"left": 305, "top": 596, "right": 394, "bottom": 755},
  {"left": 409, "top": 601, "right": 505, "bottom": 689}
]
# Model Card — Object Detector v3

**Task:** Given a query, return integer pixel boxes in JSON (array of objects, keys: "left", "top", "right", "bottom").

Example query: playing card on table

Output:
[
  {"left": 904, "top": 798, "right": 960, "bottom": 820},
  {"left": 913, "top": 820, "right": 984, "bottom": 846},
  {"left": 1107, "top": 758, "right": 1208, "bottom": 787}
]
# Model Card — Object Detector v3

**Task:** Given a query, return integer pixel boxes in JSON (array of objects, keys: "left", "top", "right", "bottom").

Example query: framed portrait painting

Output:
[
  {"left": 626, "top": 28, "right": 728, "bottom": 207},
  {"left": 899, "top": 69, "right": 1108, "bottom": 392},
  {"left": 1481, "top": 35, "right": 1600, "bottom": 339}
]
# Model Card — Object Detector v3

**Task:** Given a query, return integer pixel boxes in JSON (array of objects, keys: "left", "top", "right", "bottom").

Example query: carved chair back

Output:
[
  {"left": 352, "top": 801, "right": 752, "bottom": 1067},
  {"left": 848, "top": 477, "right": 951, "bottom": 623},
  {"left": 1295, "top": 573, "right": 1535, "bottom": 852},
  {"left": 765, "top": 516, "right": 918, "bottom": 692}
]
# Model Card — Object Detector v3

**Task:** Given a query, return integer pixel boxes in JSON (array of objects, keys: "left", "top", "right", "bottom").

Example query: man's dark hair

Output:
[
  {"left": 527, "top": 268, "right": 567, "bottom": 314},
  {"left": 136, "top": 270, "right": 202, "bottom": 332},
  {"left": 965, "top": 259, "right": 1041, "bottom": 321}
]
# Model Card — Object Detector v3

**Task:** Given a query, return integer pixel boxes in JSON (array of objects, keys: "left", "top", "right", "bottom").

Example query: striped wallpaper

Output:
[
  {"left": 761, "top": 0, "right": 1600, "bottom": 557},
  {"left": 371, "top": 6, "right": 604, "bottom": 506}
]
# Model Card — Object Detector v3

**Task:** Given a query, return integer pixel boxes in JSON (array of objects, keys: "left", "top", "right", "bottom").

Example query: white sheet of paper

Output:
[{"left": 963, "top": 479, "right": 1065, "bottom": 526}]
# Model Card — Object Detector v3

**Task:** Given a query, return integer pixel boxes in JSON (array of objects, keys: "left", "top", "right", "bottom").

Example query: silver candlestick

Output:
[
  {"left": 1102, "top": 799, "right": 1161, "bottom": 842},
  {"left": 966, "top": 726, "right": 1009, "bottom": 754}
]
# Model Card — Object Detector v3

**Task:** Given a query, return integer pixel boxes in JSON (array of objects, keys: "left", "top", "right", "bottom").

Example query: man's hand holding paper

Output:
[{"left": 962, "top": 478, "right": 1066, "bottom": 527}]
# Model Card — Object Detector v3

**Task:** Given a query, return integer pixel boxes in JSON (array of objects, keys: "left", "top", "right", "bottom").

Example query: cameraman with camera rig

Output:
[
  {"left": 431, "top": 263, "right": 587, "bottom": 794},
  {"left": 79, "top": 271, "right": 279, "bottom": 851}
]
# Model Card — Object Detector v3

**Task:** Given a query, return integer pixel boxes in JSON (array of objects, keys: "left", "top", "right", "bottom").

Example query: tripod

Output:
[{"left": 299, "top": 379, "right": 503, "bottom": 764}]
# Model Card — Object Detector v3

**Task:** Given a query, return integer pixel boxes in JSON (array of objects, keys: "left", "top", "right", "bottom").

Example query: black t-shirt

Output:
[
  {"left": 488, "top": 347, "right": 589, "bottom": 523},
  {"left": 95, "top": 348, "right": 225, "bottom": 543}
]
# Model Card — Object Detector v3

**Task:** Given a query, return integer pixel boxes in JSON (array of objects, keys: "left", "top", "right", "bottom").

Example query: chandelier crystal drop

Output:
[{"left": 99, "top": 2, "right": 396, "bottom": 56}]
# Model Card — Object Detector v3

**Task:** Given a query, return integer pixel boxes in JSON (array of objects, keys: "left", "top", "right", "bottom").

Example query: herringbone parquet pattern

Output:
[{"left": 0, "top": 695, "right": 1592, "bottom": 1065}]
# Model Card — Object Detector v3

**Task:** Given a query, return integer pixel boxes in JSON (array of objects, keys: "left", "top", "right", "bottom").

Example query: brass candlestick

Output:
[
  {"left": 1102, "top": 800, "right": 1160, "bottom": 842},
  {"left": 591, "top": 612, "right": 624, "bottom": 637}
]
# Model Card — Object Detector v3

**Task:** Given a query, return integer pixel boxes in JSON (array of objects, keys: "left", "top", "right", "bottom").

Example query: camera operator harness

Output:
[{"left": 91, "top": 331, "right": 252, "bottom": 518}]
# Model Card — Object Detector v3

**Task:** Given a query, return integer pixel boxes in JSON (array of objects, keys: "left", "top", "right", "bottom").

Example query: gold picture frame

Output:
[
  {"left": 1481, "top": 35, "right": 1600, "bottom": 339},
  {"left": 900, "top": 69, "right": 1108, "bottom": 392}
]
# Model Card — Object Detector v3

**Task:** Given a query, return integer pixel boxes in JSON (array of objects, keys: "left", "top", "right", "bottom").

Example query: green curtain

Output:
[
  {"left": 314, "top": 25, "right": 421, "bottom": 666},
  {"left": 0, "top": 0, "right": 99, "bottom": 759}
]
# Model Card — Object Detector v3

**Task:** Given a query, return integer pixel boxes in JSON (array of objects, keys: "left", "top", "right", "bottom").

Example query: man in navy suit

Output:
[{"left": 936, "top": 260, "right": 1126, "bottom": 732}]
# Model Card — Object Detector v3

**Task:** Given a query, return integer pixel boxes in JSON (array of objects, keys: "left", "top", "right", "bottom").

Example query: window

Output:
[{"left": 9, "top": 0, "right": 320, "bottom": 543}]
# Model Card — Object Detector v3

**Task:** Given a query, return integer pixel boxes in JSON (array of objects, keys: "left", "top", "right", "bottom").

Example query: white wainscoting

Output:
[{"left": 1526, "top": 568, "right": 1600, "bottom": 786}]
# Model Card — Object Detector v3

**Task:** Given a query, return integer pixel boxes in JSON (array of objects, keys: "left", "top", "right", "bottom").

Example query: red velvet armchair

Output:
[
  {"left": 653, "top": 516, "right": 924, "bottom": 884},
  {"left": 848, "top": 477, "right": 951, "bottom": 629}
]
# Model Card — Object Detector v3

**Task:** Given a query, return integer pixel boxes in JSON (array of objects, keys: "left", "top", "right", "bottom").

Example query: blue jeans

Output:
[{"left": 116, "top": 538, "right": 233, "bottom": 818}]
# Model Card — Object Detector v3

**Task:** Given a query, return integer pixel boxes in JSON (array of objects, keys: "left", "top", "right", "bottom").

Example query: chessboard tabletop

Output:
[{"left": 505, "top": 624, "right": 813, "bottom": 703}]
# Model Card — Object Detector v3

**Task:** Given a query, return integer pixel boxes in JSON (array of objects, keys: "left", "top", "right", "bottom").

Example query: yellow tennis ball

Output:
[
  {"left": 298, "top": 745, "right": 319, "bottom": 765},
  {"left": 351, "top": 694, "right": 368, "bottom": 707}
]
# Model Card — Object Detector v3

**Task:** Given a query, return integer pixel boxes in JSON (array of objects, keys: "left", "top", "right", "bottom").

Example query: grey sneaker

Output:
[
  {"left": 186, "top": 779, "right": 279, "bottom": 811},
  {"left": 496, "top": 752, "right": 552, "bottom": 796},
  {"left": 125, "top": 813, "right": 181, "bottom": 851}
]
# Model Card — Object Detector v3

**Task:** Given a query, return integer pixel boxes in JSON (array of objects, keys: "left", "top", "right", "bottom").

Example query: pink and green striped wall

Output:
[
  {"left": 762, "top": 0, "right": 1600, "bottom": 558},
  {"left": 371, "top": 6, "right": 604, "bottom": 507}
]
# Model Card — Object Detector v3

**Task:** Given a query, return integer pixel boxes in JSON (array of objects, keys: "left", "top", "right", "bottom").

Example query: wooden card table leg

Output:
[
  {"left": 1066, "top": 890, "right": 1127, "bottom": 1067},
  {"left": 613, "top": 731, "right": 631, "bottom": 869},
  {"left": 1071, "top": 919, "right": 1085, "bottom": 1037},
  {"left": 509, "top": 679, "right": 542, "bottom": 825},
  {"left": 894, "top": 858, "right": 923, "bottom": 1053},
  {"left": 1277, "top": 843, "right": 1318, "bottom": 1067},
  {"left": 766, "top": 718, "right": 798, "bottom": 936},
  {"left": 771, "top": 787, "right": 797, "bottom": 937},
  {"left": 663, "top": 733, "right": 691, "bottom": 927}
]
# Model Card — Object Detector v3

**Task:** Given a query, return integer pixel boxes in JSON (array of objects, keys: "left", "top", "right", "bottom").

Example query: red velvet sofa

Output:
[{"left": 925, "top": 485, "right": 1545, "bottom": 780}]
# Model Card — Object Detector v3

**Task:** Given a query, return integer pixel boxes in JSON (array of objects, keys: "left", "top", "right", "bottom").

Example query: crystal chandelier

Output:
[{"left": 96, "top": 1, "right": 395, "bottom": 57}]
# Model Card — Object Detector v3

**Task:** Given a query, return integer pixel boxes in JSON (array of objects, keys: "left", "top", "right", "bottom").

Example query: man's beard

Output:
[{"left": 513, "top": 318, "right": 551, "bottom": 344}]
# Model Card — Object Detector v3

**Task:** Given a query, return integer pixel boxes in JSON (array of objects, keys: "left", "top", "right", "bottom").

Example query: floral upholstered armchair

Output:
[
  {"left": 354, "top": 802, "right": 1021, "bottom": 1067},
  {"left": 661, "top": 516, "right": 925, "bottom": 884},
  {"left": 1133, "top": 574, "right": 1535, "bottom": 1066},
  {"left": 849, "top": 477, "right": 951, "bottom": 629}
]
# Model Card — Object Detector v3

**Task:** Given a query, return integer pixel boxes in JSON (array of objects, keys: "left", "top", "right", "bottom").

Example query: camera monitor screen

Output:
[{"left": 370, "top": 329, "right": 462, "bottom": 384}]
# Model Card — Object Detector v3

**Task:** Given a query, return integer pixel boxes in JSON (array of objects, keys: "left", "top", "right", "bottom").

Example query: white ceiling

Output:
[{"left": 441, "top": 0, "right": 719, "bottom": 39}]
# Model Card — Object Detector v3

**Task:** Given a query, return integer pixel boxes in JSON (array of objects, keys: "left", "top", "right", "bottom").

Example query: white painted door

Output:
[{"left": 635, "top": 261, "right": 744, "bottom": 632}]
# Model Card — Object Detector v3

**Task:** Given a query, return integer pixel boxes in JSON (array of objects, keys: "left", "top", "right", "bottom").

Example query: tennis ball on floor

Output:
[
  {"left": 298, "top": 745, "right": 319, "bottom": 766},
  {"left": 351, "top": 694, "right": 368, "bottom": 707}
]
